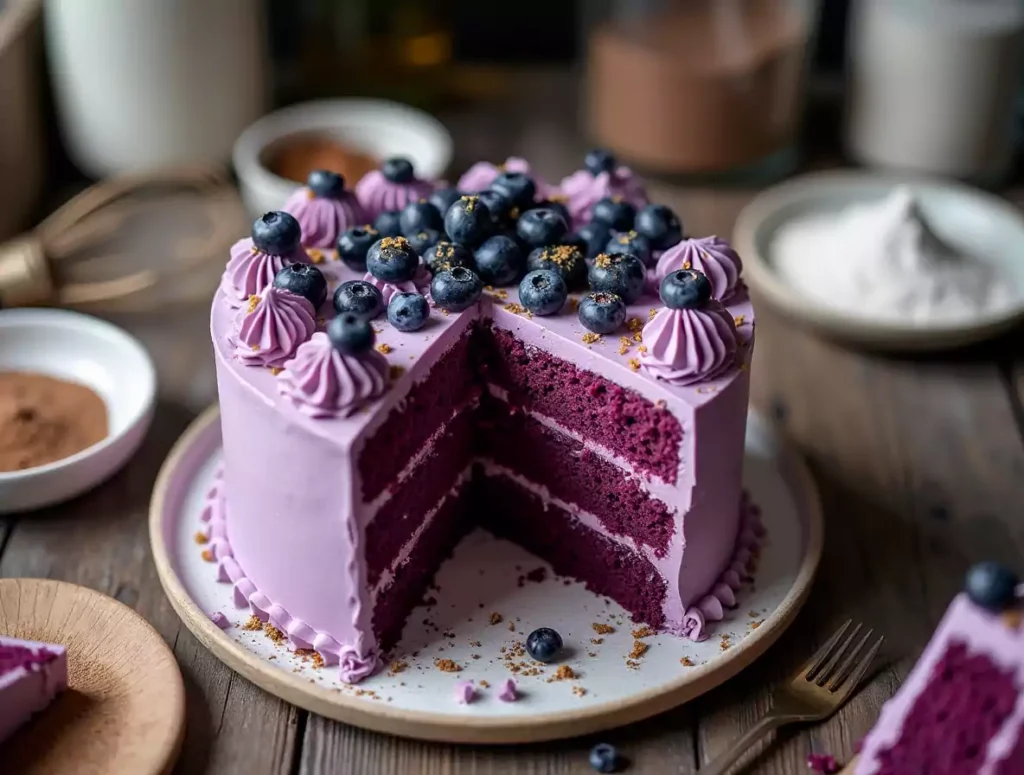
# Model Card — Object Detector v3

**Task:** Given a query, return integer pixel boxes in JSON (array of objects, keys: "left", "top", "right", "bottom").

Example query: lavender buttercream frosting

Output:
[
  {"left": 558, "top": 166, "right": 648, "bottom": 229},
  {"left": 278, "top": 332, "right": 390, "bottom": 418},
  {"left": 222, "top": 237, "right": 308, "bottom": 308},
  {"left": 655, "top": 237, "right": 744, "bottom": 302},
  {"left": 338, "top": 646, "right": 380, "bottom": 683},
  {"left": 234, "top": 287, "right": 316, "bottom": 368},
  {"left": 640, "top": 302, "right": 739, "bottom": 386},
  {"left": 355, "top": 170, "right": 434, "bottom": 221},
  {"left": 363, "top": 263, "right": 432, "bottom": 305},
  {"left": 457, "top": 156, "right": 552, "bottom": 198},
  {"left": 283, "top": 187, "right": 367, "bottom": 249}
]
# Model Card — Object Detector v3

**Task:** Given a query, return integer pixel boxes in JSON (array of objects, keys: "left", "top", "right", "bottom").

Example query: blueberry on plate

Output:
[
  {"left": 572, "top": 220, "right": 613, "bottom": 260},
  {"left": 431, "top": 266, "right": 484, "bottom": 312},
  {"left": 588, "top": 252, "right": 645, "bottom": 304},
  {"left": 399, "top": 200, "right": 444, "bottom": 236},
  {"left": 965, "top": 562, "right": 1020, "bottom": 612},
  {"left": 327, "top": 312, "right": 374, "bottom": 355},
  {"left": 382, "top": 156, "right": 415, "bottom": 183},
  {"left": 406, "top": 228, "right": 442, "bottom": 256},
  {"left": 373, "top": 210, "right": 403, "bottom": 238},
  {"left": 474, "top": 235, "right": 524, "bottom": 286},
  {"left": 605, "top": 229, "right": 652, "bottom": 266},
  {"left": 387, "top": 292, "right": 430, "bottom": 332},
  {"left": 444, "top": 195, "right": 492, "bottom": 248},
  {"left": 491, "top": 171, "right": 537, "bottom": 209},
  {"left": 526, "top": 244, "right": 587, "bottom": 290},
  {"left": 525, "top": 627, "right": 563, "bottom": 663},
  {"left": 584, "top": 148, "right": 617, "bottom": 176},
  {"left": 477, "top": 188, "right": 515, "bottom": 230},
  {"left": 272, "top": 263, "right": 327, "bottom": 308},
  {"left": 306, "top": 169, "right": 345, "bottom": 198},
  {"left": 635, "top": 203, "right": 683, "bottom": 251},
  {"left": 428, "top": 188, "right": 463, "bottom": 220},
  {"left": 366, "top": 236, "right": 420, "bottom": 283},
  {"left": 336, "top": 226, "right": 379, "bottom": 271},
  {"left": 589, "top": 743, "right": 621, "bottom": 774},
  {"left": 252, "top": 211, "right": 301, "bottom": 255},
  {"left": 519, "top": 269, "right": 568, "bottom": 316},
  {"left": 591, "top": 197, "right": 636, "bottom": 232},
  {"left": 333, "top": 280, "right": 385, "bottom": 320},
  {"left": 517, "top": 207, "right": 568, "bottom": 249},
  {"left": 578, "top": 291, "right": 627, "bottom": 334},
  {"left": 660, "top": 269, "right": 712, "bottom": 310},
  {"left": 424, "top": 241, "right": 475, "bottom": 274}
]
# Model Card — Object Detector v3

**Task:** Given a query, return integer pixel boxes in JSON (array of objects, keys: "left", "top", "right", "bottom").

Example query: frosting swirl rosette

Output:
[
  {"left": 278, "top": 331, "right": 389, "bottom": 418},
  {"left": 640, "top": 269, "right": 738, "bottom": 386},
  {"left": 355, "top": 157, "right": 433, "bottom": 221},
  {"left": 234, "top": 287, "right": 316, "bottom": 368},
  {"left": 283, "top": 170, "right": 367, "bottom": 249},
  {"left": 221, "top": 211, "right": 308, "bottom": 308},
  {"left": 558, "top": 150, "right": 648, "bottom": 229},
  {"left": 655, "top": 236, "right": 743, "bottom": 302},
  {"left": 457, "top": 156, "right": 552, "bottom": 198}
]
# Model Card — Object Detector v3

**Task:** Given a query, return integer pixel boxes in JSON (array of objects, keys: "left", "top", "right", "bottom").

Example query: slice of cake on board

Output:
[{"left": 0, "top": 636, "right": 68, "bottom": 743}]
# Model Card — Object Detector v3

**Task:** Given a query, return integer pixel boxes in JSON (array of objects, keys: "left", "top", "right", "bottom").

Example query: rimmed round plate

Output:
[
  {"left": 150, "top": 406, "right": 822, "bottom": 744},
  {"left": 734, "top": 170, "right": 1024, "bottom": 351},
  {"left": 0, "top": 578, "right": 185, "bottom": 774}
]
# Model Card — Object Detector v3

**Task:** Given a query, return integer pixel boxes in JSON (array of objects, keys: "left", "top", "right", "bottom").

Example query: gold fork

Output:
[{"left": 703, "top": 621, "right": 884, "bottom": 775}]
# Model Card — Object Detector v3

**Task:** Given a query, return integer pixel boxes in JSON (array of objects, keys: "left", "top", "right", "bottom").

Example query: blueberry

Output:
[
  {"left": 333, "top": 280, "right": 385, "bottom": 320},
  {"left": 605, "top": 230, "right": 652, "bottom": 267},
  {"left": 430, "top": 266, "right": 484, "bottom": 312},
  {"left": 374, "top": 210, "right": 403, "bottom": 238},
  {"left": 589, "top": 252, "right": 645, "bottom": 304},
  {"left": 366, "top": 236, "right": 420, "bottom": 283},
  {"left": 591, "top": 197, "right": 636, "bottom": 231},
  {"left": 579, "top": 291, "right": 627, "bottom": 334},
  {"left": 660, "top": 269, "right": 712, "bottom": 310},
  {"left": 517, "top": 208, "right": 568, "bottom": 249},
  {"left": 406, "top": 228, "right": 442, "bottom": 256},
  {"left": 272, "top": 263, "right": 327, "bottom": 308},
  {"left": 306, "top": 169, "right": 345, "bottom": 199},
  {"left": 965, "top": 562, "right": 1020, "bottom": 612},
  {"left": 327, "top": 312, "right": 374, "bottom": 355},
  {"left": 428, "top": 188, "right": 463, "bottom": 221},
  {"left": 382, "top": 156, "right": 415, "bottom": 184},
  {"left": 635, "top": 203, "right": 683, "bottom": 251},
  {"left": 589, "top": 743, "right": 620, "bottom": 774},
  {"left": 526, "top": 244, "right": 587, "bottom": 290},
  {"left": 424, "top": 241, "right": 475, "bottom": 275},
  {"left": 336, "top": 226, "right": 379, "bottom": 271},
  {"left": 525, "top": 627, "right": 563, "bottom": 663},
  {"left": 519, "top": 269, "right": 567, "bottom": 316},
  {"left": 530, "top": 198, "right": 572, "bottom": 231},
  {"left": 572, "top": 220, "right": 613, "bottom": 260},
  {"left": 585, "top": 148, "right": 617, "bottom": 176},
  {"left": 399, "top": 200, "right": 444, "bottom": 236},
  {"left": 252, "top": 211, "right": 301, "bottom": 255},
  {"left": 475, "top": 235, "right": 524, "bottom": 286},
  {"left": 444, "top": 195, "right": 492, "bottom": 248},
  {"left": 477, "top": 189, "right": 515, "bottom": 230},
  {"left": 387, "top": 292, "right": 430, "bottom": 332},
  {"left": 491, "top": 171, "right": 537, "bottom": 209}
]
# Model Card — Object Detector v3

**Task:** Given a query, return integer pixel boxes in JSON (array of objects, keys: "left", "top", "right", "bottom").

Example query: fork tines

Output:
[{"left": 803, "top": 619, "right": 884, "bottom": 694}]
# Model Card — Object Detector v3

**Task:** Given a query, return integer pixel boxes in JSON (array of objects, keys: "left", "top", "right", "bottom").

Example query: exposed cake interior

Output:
[{"left": 0, "top": 637, "right": 68, "bottom": 744}]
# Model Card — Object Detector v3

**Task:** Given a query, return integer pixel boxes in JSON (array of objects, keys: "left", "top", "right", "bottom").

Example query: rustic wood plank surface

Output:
[{"left": 3, "top": 71, "right": 1024, "bottom": 773}]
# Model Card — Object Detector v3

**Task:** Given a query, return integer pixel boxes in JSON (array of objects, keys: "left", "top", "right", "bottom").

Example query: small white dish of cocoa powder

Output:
[{"left": 0, "top": 308, "right": 156, "bottom": 513}]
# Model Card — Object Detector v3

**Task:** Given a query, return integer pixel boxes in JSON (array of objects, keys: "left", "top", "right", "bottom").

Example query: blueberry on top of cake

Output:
[{"left": 282, "top": 170, "right": 366, "bottom": 250}]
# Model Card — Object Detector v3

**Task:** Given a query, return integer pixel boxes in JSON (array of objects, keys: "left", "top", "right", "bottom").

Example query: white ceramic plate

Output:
[
  {"left": 233, "top": 98, "right": 454, "bottom": 218},
  {"left": 151, "top": 407, "right": 823, "bottom": 743},
  {"left": 734, "top": 171, "right": 1024, "bottom": 351},
  {"left": 0, "top": 308, "right": 156, "bottom": 513}
]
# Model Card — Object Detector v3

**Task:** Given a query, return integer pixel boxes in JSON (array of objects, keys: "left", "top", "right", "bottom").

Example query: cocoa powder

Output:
[{"left": 0, "top": 372, "right": 108, "bottom": 472}]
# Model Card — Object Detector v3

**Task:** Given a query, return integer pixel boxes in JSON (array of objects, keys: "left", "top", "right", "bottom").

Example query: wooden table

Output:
[{"left": 4, "top": 74, "right": 1024, "bottom": 773}]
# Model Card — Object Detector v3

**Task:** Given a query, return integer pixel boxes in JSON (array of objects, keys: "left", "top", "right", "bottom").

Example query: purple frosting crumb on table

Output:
[
  {"left": 498, "top": 678, "right": 518, "bottom": 702},
  {"left": 210, "top": 611, "right": 231, "bottom": 629},
  {"left": 454, "top": 680, "right": 476, "bottom": 704}
]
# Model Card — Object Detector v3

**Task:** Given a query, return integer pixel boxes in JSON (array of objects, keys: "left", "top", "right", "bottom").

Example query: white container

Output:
[
  {"left": 847, "top": 0, "right": 1024, "bottom": 182},
  {"left": 45, "top": 0, "right": 269, "bottom": 177}
]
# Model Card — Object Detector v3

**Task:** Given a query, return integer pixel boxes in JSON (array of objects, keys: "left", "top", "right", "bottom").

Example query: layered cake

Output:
[
  {"left": 209, "top": 151, "right": 759, "bottom": 681},
  {"left": 856, "top": 562, "right": 1024, "bottom": 774},
  {"left": 0, "top": 637, "right": 68, "bottom": 742}
]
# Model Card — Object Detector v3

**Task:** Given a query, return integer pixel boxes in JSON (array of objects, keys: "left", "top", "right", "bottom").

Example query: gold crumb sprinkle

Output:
[
  {"left": 626, "top": 317, "right": 644, "bottom": 332},
  {"left": 193, "top": 531, "right": 209, "bottom": 545},
  {"left": 682, "top": 261, "right": 692, "bottom": 270},
  {"left": 751, "top": 620, "right": 764, "bottom": 630},
  {"left": 595, "top": 253, "right": 613, "bottom": 269},
  {"left": 638, "top": 345, "right": 648, "bottom": 354},
  {"left": 242, "top": 615, "right": 263, "bottom": 631},
  {"left": 508, "top": 621, "right": 516, "bottom": 632},
  {"left": 632, "top": 331, "right": 643, "bottom": 343},
  {"left": 377, "top": 343, "right": 392, "bottom": 354},
  {"left": 592, "top": 623, "right": 614, "bottom": 635},
  {"left": 581, "top": 332, "right": 602, "bottom": 345},
  {"left": 649, "top": 308, "right": 658, "bottom": 320},
  {"left": 479, "top": 679, "right": 490, "bottom": 688},
  {"left": 632, "top": 626, "right": 654, "bottom": 639},
  {"left": 250, "top": 344, "right": 260, "bottom": 352},
  {"left": 246, "top": 294, "right": 260, "bottom": 314},
  {"left": 389, "top": 365, "right": 406, "bottom": 380},
  {"left": 312, "top": 652, "right": 325, "bottom": 669},
  {"left": 380, "top": 236, "right": 411, "bottom": 250},
  {"left": 628, "top": 358, "right": 640, "bottom": 372},
  {"left": 549, "top": 665, "right": 576, "bottom": 682},
  {"left": 489, "top": 612, "right": 503, "bottom": 625},
  {"left": 568, "top": 296, "right": 580, "bottom": 311},
  {"left": 681, "top": 657, "right": 695, "bottom": 667},
  {"left": 572, "top": 685, "right": 587, "bottom": 697},
  {"left": 200, "top": 548, "right": 215, "bottom": 562},
  {"left": 269, "top": 367, "right": 283, "bottom": 376},
  {"left": 307, "top": 248, "right": 325, "bottom": 264},
  {"left": 503, "top": 302, "right": 532, "bottom": 318},
  {"left": 734, "top": 315, "right": 746, "bottom": 327},
  {"left": 389, "top": 660, "right": 408, "bottom": 674},
  {"left": 264, "top": 623, "right": 286, "bottom": 643},
  {"left": 628, "top": 640, "right": 649, "bottom": 659},
  {"left": 434, "top": 658, "right": 461, "bottom": 673},
  {"left": 590, "top": 638, "right": 604, "bottom": 645}
]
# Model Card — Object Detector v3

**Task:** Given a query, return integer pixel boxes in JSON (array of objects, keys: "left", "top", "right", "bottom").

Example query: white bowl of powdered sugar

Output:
[{"left": 735, "top": 171, "right": 1024, "bottom": 350}]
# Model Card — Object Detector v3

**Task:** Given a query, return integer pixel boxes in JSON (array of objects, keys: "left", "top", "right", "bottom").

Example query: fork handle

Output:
[{"left": 701, "top": 713, "right": 791, "bottom": 775}]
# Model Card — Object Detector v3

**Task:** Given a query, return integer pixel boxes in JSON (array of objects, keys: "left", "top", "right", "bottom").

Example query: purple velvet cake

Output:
[
  {"left": 209, "top": 152, "right": 760, "bottom": 682},
  {"left": 0, "top": 637, "right": 68, "bottom": 743}
]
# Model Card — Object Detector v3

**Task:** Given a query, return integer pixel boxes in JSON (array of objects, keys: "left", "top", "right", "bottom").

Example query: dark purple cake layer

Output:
[
  {"left": 372, "top": 485, "right": 474, "bottom": 653},
  {"left": 360, "top": 330, "right": 478, "bottom": 501},
  {"left": 364, "top": 408, "right": 475, "bottom": 586},
  {"left": 475, "top": 323, "right": 683, "bottom": 484},
  {"left": 477, "top": 393, "right": 675, "bottom": 556},
  {"left": 473, "top": 469, "right": 667, "bottom": 629}
]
